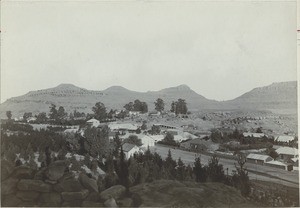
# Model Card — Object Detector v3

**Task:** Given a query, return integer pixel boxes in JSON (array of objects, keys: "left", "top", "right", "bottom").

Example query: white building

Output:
[
  {"left": 86, "top": 118, "right": 100, "bottom": 127},
  {"left": 140, "top": 135, "right": 155, "bottom": 148},
  {"left": 275, "top": 135, "right": 295, "bottom": 143},
  {"left": 276, "top": 147, "right": 298, "bottom": 161},
  {"left": 246, "top": 153, "right": 273, "bottom": 165},
  {"left": 243, "top": 132, "right": 266, "bottom": 138}
]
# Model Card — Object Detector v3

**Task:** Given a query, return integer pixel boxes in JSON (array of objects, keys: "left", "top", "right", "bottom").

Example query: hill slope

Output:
[
  {"left": 223, "top": 81, "right": 297, "bottom": 112},
  {"left": 0, "top": 81, "right": 297, "bottom": 118}
]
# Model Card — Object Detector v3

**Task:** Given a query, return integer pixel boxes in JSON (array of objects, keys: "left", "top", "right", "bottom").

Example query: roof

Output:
[
  {"left": 276, "top": 147, "right": 298, "bottom": 156},
  {"left": 87, "top": 118, "right": 99, "bottom": 123},
  {"left": 246, "top": 153, "right": 273, "bottom": 161},
  {"left": 275, "top": 135, "right": 295, "bottom": 143},
  {"left": 109, "top": 123, "right": 139, "bottom": 131},
  {"left": 122, "top": 143, "right": 138, "bottom": 152},
  {"left": 243, "top": 132, "right": 266, "bottom": 138},
  {"left": 265, "top": 160, "right": 287, "bottom": 167}
]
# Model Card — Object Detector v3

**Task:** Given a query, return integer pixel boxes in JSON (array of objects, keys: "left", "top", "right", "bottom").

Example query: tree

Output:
[
  {"left": 141, "top": 121, "right": 147, "bottom": 130},
  {"left": 176, "top": 158, "right": 186, "bottom": 181},
  {"left": 36, "top": 112, "right": 47, "bottom": 123},
  {"left": 107, "top": 109, "right": 115, "bottom": 119},
  {"left": 49, "top": 104, "right": 58, "bottom": 120},
  {"left": 207, "top": 155, "right": 225, "bottom": 182},
  {"left": 256, "top": 127, "right": 263, "bottom": 133},
  {"left": 160, "top": 132, "right": 177, "bottom": 146},
  {"left": 170, "top": 101, "right": 176, "bottom": 113},
  {"left": 57, "top": 106, "right": 67, "bottom": 119},
  {"left": 124, "top": 102, "right": 134, "bottom": 111},
  {"left": 164, "top": 149, "right": 177, "bottom": 179},
  {"left": 151, "top": 125, "right": 161, "bottom": 135},
  {"left": 124, "top": 135, "right": 142, "bottom": 146},
  {"left": 267, "top": 147, "right": 279, "bottom": 160},
  {"left": 6, "top": 111, "right": 12, "bottom": 120},
  {"left": 92, "top": 102, "right": 107, "bottom": 120},
  {"left": 234, "top": 153, "right": 251, "bottom": 197},
  {"left": 176, "top": 99, "right": 188, "bottom": 115},
  {"left": 154, "top": 98, "right": 165, "bottom": 112},
  {"left": 116, "top": 146, "right": 129, "bottom": 191},
  {"left": 193, "top": 156, "right": 207, "bottom": 182},
  {"left": 23, "top": 112, "right": 33, "bottom": 121}
]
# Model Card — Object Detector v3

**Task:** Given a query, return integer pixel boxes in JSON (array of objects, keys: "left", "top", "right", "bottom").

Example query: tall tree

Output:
[
  {"left": 170, "top": 101, "right": 176, "bottom": 113},
  {"left": 92, "top": 102, "right": 107, "bottom": 120},
  {"left": 193, "top": 157, "right": 207, "bottom": 182},
  {"left": 124, "top": 102, "right": 134, "bottom": 111},
  {"left": 6, "top": 111, "right": 12, "bottom": 120},
  {"left": 234, "top": 153, "right": 251, "bottom": 197},
  {"left": 176, "top": 99, "right": 188, "bottom": 115},
  {"left": 49, "top": 104, "right": 58, "bottom": 120},
  {"left": 57, "top": 106, "right": 67, "bottom": 119},
  {"left": 154, "top": 98, "right": 165, "bottom": 112},
  {"left": 23, "top": 112, "right": 33, "bottom": 121}
]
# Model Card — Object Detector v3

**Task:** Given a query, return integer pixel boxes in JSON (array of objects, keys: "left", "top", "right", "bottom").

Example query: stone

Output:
[
  {"left": 61, "top": 189, "right": 89, "bottom": 201},
  {"left": 79, "top": 172, "right": 99, "bottom": 192},
  {"left": 100, "top": 185, "right": 126, "bottom": 201},
  {"left": 34, "top": 168, "right": 46, "bottom": 180},
  {"left": 16, "top": 191, "right": 40, "bottom": 201},
  {"left": 1, "top": 159, "right": 15, "bottom": 181},
  {"left": 1, "top": 177, "right": 19, "bottom": 195},
  {"left": 117, "top": 197, "right": 133, "bottom": 207},
  {"left": 17, "top": 179, "right": 52, "bottom": 192},
  {"left": 12, "top": 165, "right": 35, "bottom": 179},
  {"left": 46, "top": 160, "right": 67, "bottom": 181},
  {"left": 1, "top": 194, "right": 22, "bottom": 207},
  {"left": 54, "top": 178, "right": 84, "bottom": 192},
  {"left": 104, "top": 197, "right": 118, "bottom": 207},
  {"left": 39, "top": 192, "right": 62, "bottom": 205},
  {"left": 82, "top": 201, "right": 104, "bottom": 207},
  {"left": 86, "top": 192, "right": 100, "bottom": 202}
]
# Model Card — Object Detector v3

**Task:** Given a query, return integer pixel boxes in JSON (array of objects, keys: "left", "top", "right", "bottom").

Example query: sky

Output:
[{"left": 1, "top": 1, "right": 297, "bottom": 103}]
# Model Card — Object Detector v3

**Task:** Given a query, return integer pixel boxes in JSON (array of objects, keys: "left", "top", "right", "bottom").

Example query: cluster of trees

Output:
[
  {"left": 157, "top": 132, "right": 179, "bottom": 147},
  {"left": 170, "top": 99, "right": 188, "bottom": 115},
  {"left": 124, "top": 100, "right": 148, "bottom": 113},
  {"left": 49, "top": 104, "right": 67, "bottom": 120}
]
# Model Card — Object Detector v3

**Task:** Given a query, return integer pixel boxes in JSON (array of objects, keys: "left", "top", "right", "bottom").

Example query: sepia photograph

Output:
[{"left": 1, "top": 0, "right": 299, "bottom": 207}]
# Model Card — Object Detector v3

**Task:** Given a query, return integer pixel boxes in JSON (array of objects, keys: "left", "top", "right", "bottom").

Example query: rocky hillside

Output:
[
  {"left": 0, "top": 84, "right": 219, "bottom": 118},
  {"left": 223, "top": 81, "right": 297, "bottom": 111},
  {"left": 0, "top": 81, "right": 297, "bottom": 118}
]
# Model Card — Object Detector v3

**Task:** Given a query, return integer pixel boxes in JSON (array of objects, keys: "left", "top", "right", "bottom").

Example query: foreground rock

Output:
[
  {"left": 17, "top": 179, "right": 52, "bottom": 192},
  {"left": 129, "top": 180, "right": 255, "bottom": 207},
  {"left": 100, "top": 185, "right": 126, "bottom": 201}
]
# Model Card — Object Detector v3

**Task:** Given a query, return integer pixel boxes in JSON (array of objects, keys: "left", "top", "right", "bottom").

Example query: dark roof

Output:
[{"left": 122, "top": 143, "right": 137, "bottom": 152}]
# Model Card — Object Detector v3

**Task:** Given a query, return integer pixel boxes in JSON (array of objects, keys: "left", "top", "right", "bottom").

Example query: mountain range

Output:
[{"left": 0, "top": 81, "right": 297, "bottom": 118}]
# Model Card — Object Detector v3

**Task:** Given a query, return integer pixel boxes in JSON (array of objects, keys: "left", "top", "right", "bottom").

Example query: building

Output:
[
  {"left": 122, "top": 143, "right": 140, "bottom": 159},
  {"left": 148, "top": 111, "right": 161, "bottom": 117},
  {"left": 276, "top": 147, "right": 298, "bottom": 161},
  {"left": 129, "top": 111, "right": 141, "bottom": 116},
  {"left": 140, "top": 135, "right": 155, "bottom": 148},
  {"left": 153, "top": 124, "right": 177, "bottom": 130},
  {"left": 243, "top": 132, "right": 266, "bottom": 138},
  {"left": 86, "top": 118, "right": 100, "bottom": 127},
  {"left": 275, "top": 135, "right": 295, "bottom": 143},
  {"left": 149, "top": 135, "right": 165, "bottom": 143},
  {"left": 108, "top": 123, "right": 140, "bottom": 134},
  {"left": 246, "top": 153, "right": 273, "bottom": 165},
  {"left": 265, "top": 160, "right": 293, "bottom": 171}
]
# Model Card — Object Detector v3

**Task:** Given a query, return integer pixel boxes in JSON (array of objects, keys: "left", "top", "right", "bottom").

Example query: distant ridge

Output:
[{"left": 0, "top": 81, "right": 297, "bottom": 118}]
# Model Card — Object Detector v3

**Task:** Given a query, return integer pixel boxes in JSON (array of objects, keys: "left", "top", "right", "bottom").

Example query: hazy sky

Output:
[{"left": 1, "top": 1, "right": 297, "bottom": 103}]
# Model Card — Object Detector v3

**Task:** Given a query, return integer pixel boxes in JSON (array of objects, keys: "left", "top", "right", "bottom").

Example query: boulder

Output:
[
  {"left": 86, "top": 192, "right": 101, "bottom": 202},
  {"left": 82, "top": 201, "right": 105, "bottom": 207},
  {"left": 104, "top": 197, "right": 118, "bottom": 207},
  {"left": 79, "top": 172, "right": 99, "bottom": 192},
  {"left": 46, "top": 160, "right": 67, "bottom": 181},
  {"left": 12, "top": 165, "right": 35, "bottom": 179},
  {"left": 100, "top": 185, "right": 126, "bottom": 201},
  {"left": 1, "top": 177, "right": 19, "bottom": 195},
  {"left": 54, "top": 178, "right": 84, "bottom": 192},
  {"left": 117, "top": 197, "right": 133, "bottom": 207},
  {"left": 16, "top": 191, "right": 40, "bottom": 201},
  {"left": 1, "top": 194, "right": 22, "bottom": 207},
  {"left": 1, "top": 159, "right": 15, "bottom": 181},
  {"left": 17, "top": 179, "right": 52, "bottom": 192},
  {"left": 39, "top": 192, "right": 62, "bottom": 205},
  {"left": 34, "top": 168, "right": 46, "bottom": 180},
  {"left": 61, "top": 189, "right": 89, "bottom": 201}
]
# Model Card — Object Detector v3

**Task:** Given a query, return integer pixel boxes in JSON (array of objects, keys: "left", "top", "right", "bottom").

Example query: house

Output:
[
  {"left": 149, "top": 135, "right": 165, "bottom": 143},
  {"left": 265, "top": 160, "right": 293, "bottom": 171},
  {"left": 108, "top": 123, "right": 140, "bottom": 134},
  {"left": 153, "top": 124, "right": 177, "bottom": 130},
  {"left": 122, "top": 143, "right": 140, "bottom": 159},
  {"left": 276, "top": 147, "right": 298, "bottom": 161},
  {"left": 86, "top": 118, "right": 100, "bottom": 127},
  {"left": 243, "top": 132, "right": 266, "bottom": 138},
  {"left": 63, "top": 128, "right": 78, "bottom": 134},
  {"left": 148, "top": 111, "right": 161, "bottom": 117},
  {"left": 246, "top": 153, "right": 273, "bottom": 165},
  {"left": 129, "top": 111, "right": 141, "bottom": 116},
  {"left": 27, "top": 117, "right": 37, "bottom": 123},
  {"left": 140, "top": 135, "right": 155, "bottom": 148},
  {"left": 275, "top": 135, "right": 295, "bottom": 143}
]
